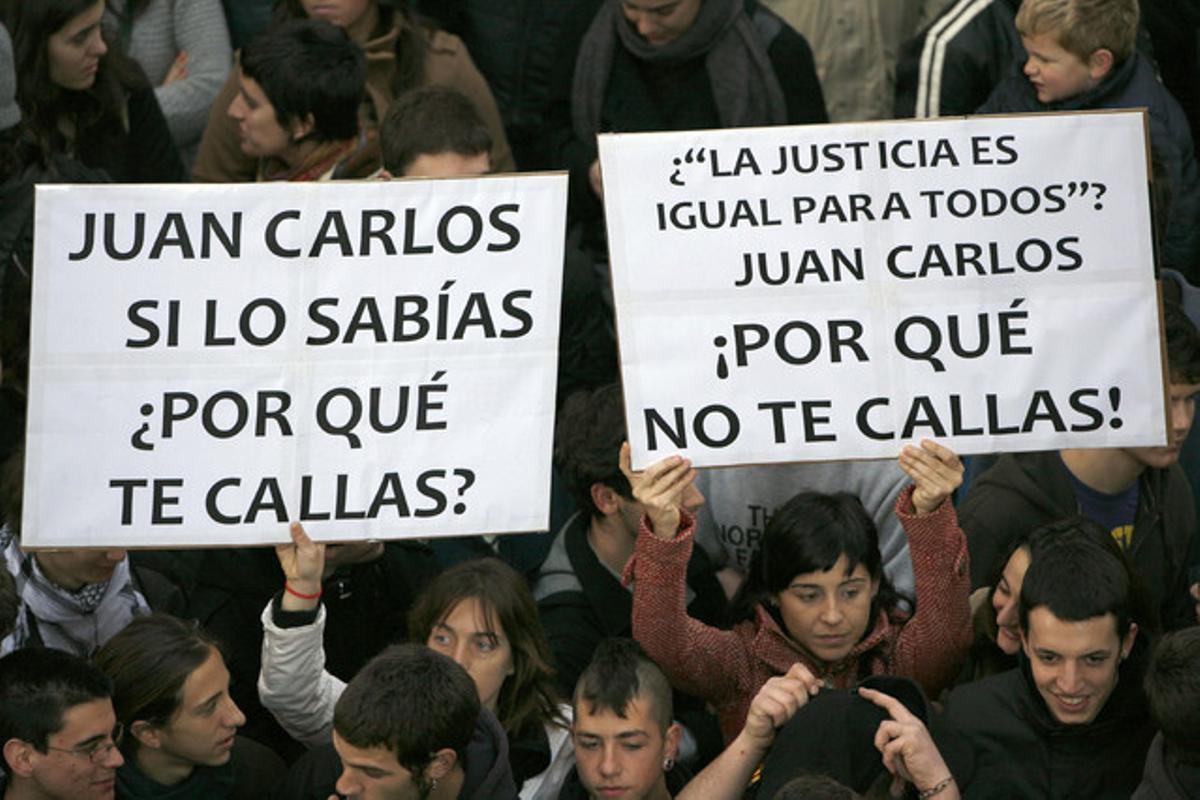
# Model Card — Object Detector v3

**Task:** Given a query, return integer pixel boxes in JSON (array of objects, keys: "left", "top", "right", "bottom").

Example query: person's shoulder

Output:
[
  {"left": 275, "top": 742, "right": 341, "bottom": 800},
  {"left": 533, "top": 517, "right": 586, "bottom": 603},
  {"left": 943, "top": 668, "right": 1023, "bottom": 726},
  {"left": 424, "top": 28, "right": 468, "bottom": 60}
]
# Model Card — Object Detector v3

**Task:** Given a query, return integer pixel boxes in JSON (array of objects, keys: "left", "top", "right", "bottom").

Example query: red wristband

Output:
[{"left": 284, "top": 582, "right": 322, "bottom": 600}]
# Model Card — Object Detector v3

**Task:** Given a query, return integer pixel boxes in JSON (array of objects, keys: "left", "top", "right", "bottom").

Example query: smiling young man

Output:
[
  {"left": 960, "top": 301, "right": 1200, "bottom": 629},
  {"left": 561, "top": 638, "right": 684, "bottom": 800},
  {"left": 937, "top": 528, "right": 1156, "bottom": 798},
  {"left": 0, "top": 647, "right": 124, "bottom": 800}
]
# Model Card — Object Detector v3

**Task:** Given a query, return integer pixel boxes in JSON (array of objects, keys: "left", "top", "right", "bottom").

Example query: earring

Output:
[{"left": 662, "top": 756, "right": 674, "bottom": 772}]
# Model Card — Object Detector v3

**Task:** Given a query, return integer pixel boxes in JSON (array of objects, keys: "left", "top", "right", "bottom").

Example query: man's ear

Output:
[
  {"left": 3, "top": 738, "right": 37, "bottom": 779},
  {"left": 1087, "top": 47, "right": 1114, "bottom": 80},
  {"left": 130, "top": 720, "right": 163, "bottom": 751},
  {"left": 1120, "top": 622, "right": 1139, "bottom": 660},
  {"left": 290, "top": 112, "right": 316, "bottom": 142},
  {"left": 591, "top": 483, "right": 622, "bottom": 516},
  {"left": 664, "top": 722, "right": 682, "bottom": 761},
  {"left": 426, "top": 746, "right": 458, "bottom": 781}
]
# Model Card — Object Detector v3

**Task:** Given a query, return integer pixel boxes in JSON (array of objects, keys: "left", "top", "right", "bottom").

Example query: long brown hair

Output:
[
  {"left": 408, "top": 558, "right": 565, "bottom": 740},
  {"left": 94, "top": 613, "right": 224, "bottom": 752},
  {"left": 1, "top": 0, "right": 147, "bottom": 166}
]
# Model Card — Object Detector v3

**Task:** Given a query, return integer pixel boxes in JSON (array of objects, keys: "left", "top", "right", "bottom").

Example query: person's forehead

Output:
[
  {"left": 56, "top": 0, "right": 105, "bottom": 38},
  {"left": 1022, "top": 30, "right": 1071, "bottom": 56},
  {"left": 1004, "top": 546, "right": 1032, "bottom": 579},
  {"left": 1167, "top": 378, "right": 1200, "bottom": 397},
  {"left": 332, "top": 731, "right": 406, "bottom": 772},
  {"left": 622, "top": 0, "right": 684, "bottom": 12},
  {"left": 576, "top": 695, "right": 659, "bottom": 736},
  {"left": 178, "top": 648, "right": 226, "bottom": 709},
  {"left": 55, "top": 698, "right": 116, "bottom": 746},
  {"left": 238, "top": 72, "right": 271, "bottom": 104},
  {"left": 438, "top": 596, "right": 502, "bottom": 637},
  {"left": 1027, "top": 607, "right": 1119, "bottom": 651},
  {"left": 788, "top": 555, "right": 871, "bottom": 588}
]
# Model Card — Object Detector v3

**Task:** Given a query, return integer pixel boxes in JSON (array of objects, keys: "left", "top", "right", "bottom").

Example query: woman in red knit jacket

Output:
[{"left": 622, "top": 440, "right": 973, "bottom": 743}]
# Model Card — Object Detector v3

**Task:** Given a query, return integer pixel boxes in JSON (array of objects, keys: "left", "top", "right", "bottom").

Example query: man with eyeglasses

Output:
[{"left": 0, "top": 646, "right": 124, "bottom": 800}]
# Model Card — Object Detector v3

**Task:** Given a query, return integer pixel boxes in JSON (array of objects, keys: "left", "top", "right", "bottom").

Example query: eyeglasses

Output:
[{"left": 43, "top": 722, "right": 124, "bottom": 764}]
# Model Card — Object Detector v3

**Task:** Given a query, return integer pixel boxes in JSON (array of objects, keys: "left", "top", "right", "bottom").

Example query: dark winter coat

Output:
[
  {"left": 977, "top": 51, "right": 1200, "bottom": 277},
  {"left": 940, "top": 645, "right": 1156, "bottom": 799}
]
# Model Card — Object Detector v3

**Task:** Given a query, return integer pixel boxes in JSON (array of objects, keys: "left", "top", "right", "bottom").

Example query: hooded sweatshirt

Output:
[{"left": 273, "top": 707, "right": 517, "bottom": 800}]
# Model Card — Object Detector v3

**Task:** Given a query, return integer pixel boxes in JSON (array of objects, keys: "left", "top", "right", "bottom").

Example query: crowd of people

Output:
[{"left": 2, "top": 0, "right": 1200, "bottom": 798}]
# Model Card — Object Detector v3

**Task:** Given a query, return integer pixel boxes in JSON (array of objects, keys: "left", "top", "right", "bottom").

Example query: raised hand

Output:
[
  {"left": 275, "top": 522, "right": 325, "bottom": 610},
  {"left": 618, "top": 442, "right": 695, "bottom": 539},
  {"left": 899, "top": 440, "right": 963, "bottom": 514}
]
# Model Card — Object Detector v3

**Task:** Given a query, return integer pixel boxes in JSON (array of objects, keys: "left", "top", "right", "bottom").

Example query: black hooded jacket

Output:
[{"left": 940, "top": 641, "right": 1156, "bottom": 799}]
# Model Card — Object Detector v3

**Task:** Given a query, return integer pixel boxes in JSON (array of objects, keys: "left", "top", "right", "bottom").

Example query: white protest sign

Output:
[
  {"left": 23, "top": 175, "right": 566, "bottom": 547},
  {"left": 600, "top": 112, "right": 1165, "bottom": 469}
]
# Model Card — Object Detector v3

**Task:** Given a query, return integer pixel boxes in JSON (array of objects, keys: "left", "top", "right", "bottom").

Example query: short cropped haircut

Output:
[
  {"left": 1164, "top": 300, "right": 1200, "bottom": 384},
  {"left": 94, "top": 614, "right": 224, "bottom": 754},
  {"left": 0, "top": 647, "right": 113, "bottom": 776},
  {"left": 380, "top": 87, "right": 492, "bottom": 176},
  {"left": 1145, "top": 628, "right": 1200, "bottom": 764},
  {"left": 554, "top": 384, "right": 631, "bottom": 519},
  {"left": 1015, "top": 0, "right": 1138, "bottom": 64},
  {"left": 333, "top": 644, "right": 479, "bottom": 776},
  {"left": 1018, "top": 518, "right": 1136, "bottom": 639},
  {"left": 240, "top": 18, "right": 365, "bottom": 144},
  {"left": 574, "top": 638, "right": 672, "bottom": 733}
]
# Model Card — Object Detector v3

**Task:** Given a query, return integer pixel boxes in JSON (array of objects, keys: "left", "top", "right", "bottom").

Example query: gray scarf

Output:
[
  {"left": 571, "top": 0, "right": 788, "bottom": 143},
  {"left": 0, "top": 526, "right": 149, "bottom": 657}
]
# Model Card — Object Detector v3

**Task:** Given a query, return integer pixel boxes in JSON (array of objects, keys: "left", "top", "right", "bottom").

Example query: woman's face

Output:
[
  {"left": 992, "top": 546, "right": 1031, "bottom": 655},
  {"left": 426, "top": 596, "right": 515, "bottom": 713},
  {"left": 299, "top": 0, "right": 373, "bottom": 30},
  {"left": 621, "top": 0, "right": 702, "bottom": 46},
  {"left": 47, "top": 0, "right": 108, "bottom": 91},
  {"left": 773, "top": 554, "right": 878, "bottom": 663}
]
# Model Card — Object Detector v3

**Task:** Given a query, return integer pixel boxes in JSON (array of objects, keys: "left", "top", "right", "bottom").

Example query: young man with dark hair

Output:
[
  {"left": 94, "top": 613, "right": 284, "bottom": 799},
  {"left": 533, "top": 384, "right": 724, "bottom": 696},
  {"left": 0, "top": 647, "right": 124, "bottom": 800},
  {"left": 227, "top": 18, "right": 371, "bottom": 180},
  {"left": 961, "top": 301, "right": 1200, "bottom": 629},
  {"left": 275, "top": 643, "right": 516, "bottom": 800},
  {"left": 562, "top": 638, "right": 683, "bottom": 800},
  {"left": 852, "top": 525, "right": 1154, "bottom": 798},
  {"left": 1135, "top": 627, "right": 1200, "bottom": 798},
  {"left": 934, "top": 527, "right": 1152, "bottom": 797},
  {"left": 379, "top": 87, "right": 492, "bottom": 178}
]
